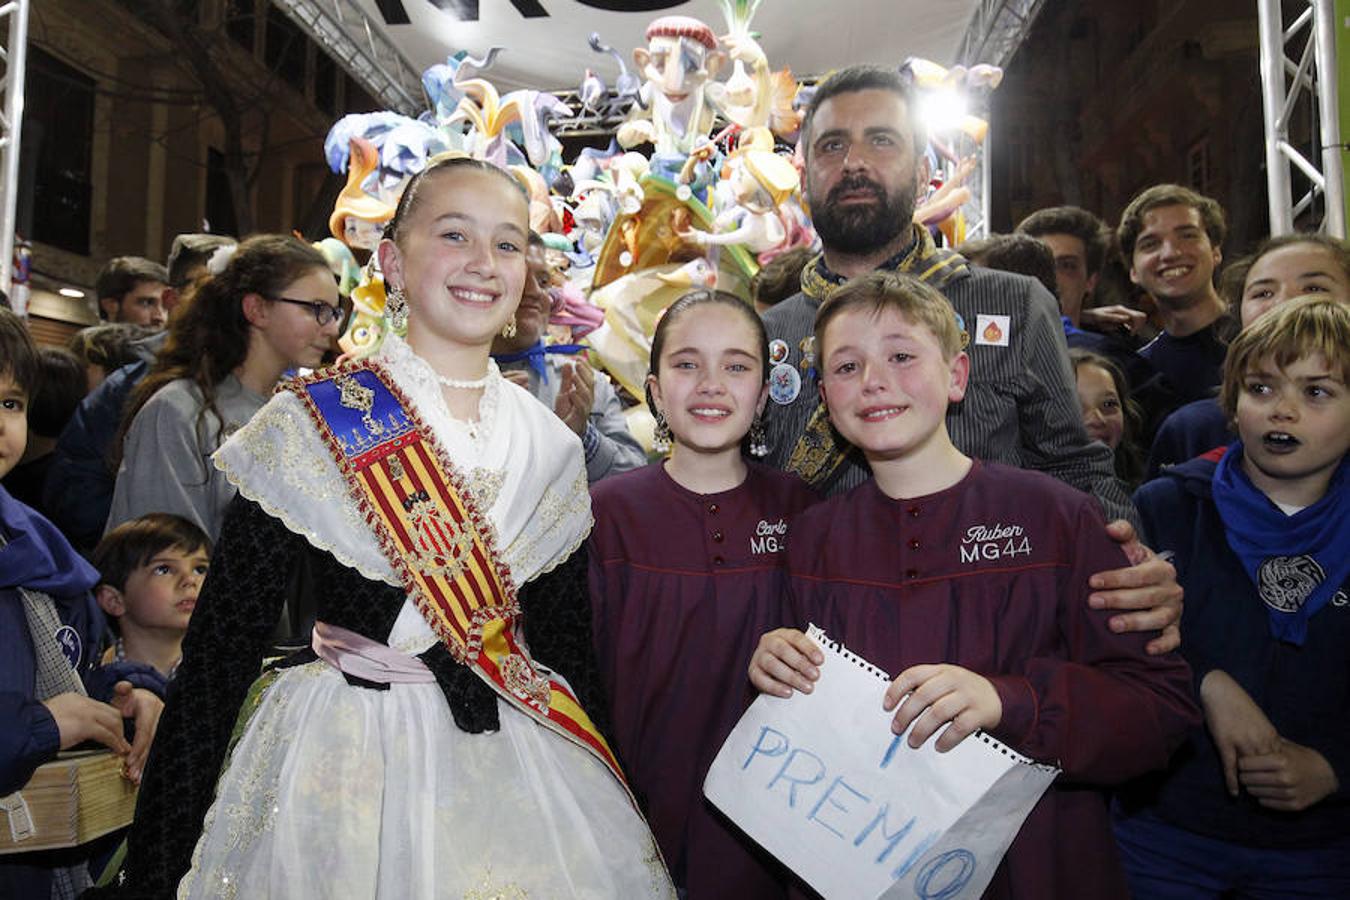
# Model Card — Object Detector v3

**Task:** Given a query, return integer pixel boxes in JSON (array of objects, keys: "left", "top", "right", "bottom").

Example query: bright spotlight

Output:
[{"left": 918, "top": 88, "right": 969, "bottom": 133}]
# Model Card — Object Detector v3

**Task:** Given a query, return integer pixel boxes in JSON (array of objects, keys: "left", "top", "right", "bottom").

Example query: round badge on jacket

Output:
[
  {"left": 769, "top": 363, "right": 802, "bottom": 405},
  {"left": 54, "top": 625, "right": 82, "bottom": 669}
]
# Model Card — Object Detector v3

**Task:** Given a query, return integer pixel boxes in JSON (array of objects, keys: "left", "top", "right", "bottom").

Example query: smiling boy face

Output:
[
  {"left": 817, "top": 306, "right": 967, "bottom": 463},
  {"left": 1128, "top": 204, "right": 1222, "bottom": 310}
]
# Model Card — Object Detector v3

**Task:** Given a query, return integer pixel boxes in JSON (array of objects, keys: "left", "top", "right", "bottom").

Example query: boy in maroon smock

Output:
[{"left": 750, "top": 272, "right": 1199, "bottom": 899}]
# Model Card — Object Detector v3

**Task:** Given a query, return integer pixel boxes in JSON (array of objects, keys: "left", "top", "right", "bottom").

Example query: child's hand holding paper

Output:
[{"left": 884, "top": 664, "right": 1003, "bottom": 752}]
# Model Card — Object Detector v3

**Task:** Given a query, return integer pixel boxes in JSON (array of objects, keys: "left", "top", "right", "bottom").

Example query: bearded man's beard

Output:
[{"left": 809, "top": 174, "right": 916, "bottom": 255}]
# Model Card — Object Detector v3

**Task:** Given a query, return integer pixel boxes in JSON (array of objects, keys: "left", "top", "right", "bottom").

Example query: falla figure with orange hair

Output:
[{"left": 329, "top": 137, "right": 396, "bottom": 251}]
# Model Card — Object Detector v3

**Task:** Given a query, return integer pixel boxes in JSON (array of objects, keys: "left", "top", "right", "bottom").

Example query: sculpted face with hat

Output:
[{"left": 619, "top": 16, "right": 724, "bottom": 156}]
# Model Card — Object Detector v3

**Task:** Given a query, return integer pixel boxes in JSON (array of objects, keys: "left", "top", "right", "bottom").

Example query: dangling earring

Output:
[
  {"left": 386, "top": 285, "right": 408, "bottom": 332},
  {"left": 748, "top": 414, "right": 769, "bottom": 458},
  {"left": 652, "top": 411, "right": 672, "bottom": 454},
  {"left": 501, "top": 316, "right": 517, "bottom": 339}
]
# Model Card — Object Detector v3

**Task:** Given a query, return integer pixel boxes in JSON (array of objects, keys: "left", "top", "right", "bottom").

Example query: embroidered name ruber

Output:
[{"left": 960, "top": 522, "right": 1032, "bottom": 563}]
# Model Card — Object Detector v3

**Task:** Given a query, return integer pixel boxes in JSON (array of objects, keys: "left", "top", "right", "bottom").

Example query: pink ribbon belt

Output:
[{"left": 311, "top": 620, "right": 436, "bottom": 684}]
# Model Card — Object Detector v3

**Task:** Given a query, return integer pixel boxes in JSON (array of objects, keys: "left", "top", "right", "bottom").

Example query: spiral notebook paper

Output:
[{"left": 704, "top": 625, "right": 1059, "bottom": 900}]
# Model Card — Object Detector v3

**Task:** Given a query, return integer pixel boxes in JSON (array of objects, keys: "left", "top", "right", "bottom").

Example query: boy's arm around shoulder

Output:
[{"left": 986, "top": 495, "right": 1200, "bottom": 783}]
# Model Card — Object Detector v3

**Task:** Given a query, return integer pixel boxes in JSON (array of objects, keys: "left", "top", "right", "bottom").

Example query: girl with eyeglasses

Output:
[{"left": 106, "top": 234, "right": 340, "bottom": 541}]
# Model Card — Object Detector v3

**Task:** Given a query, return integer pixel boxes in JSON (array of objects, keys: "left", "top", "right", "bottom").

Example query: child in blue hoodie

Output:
[
  {"left": 0, "top": 309, "right": 163, "bottom": 897},
  {"left": 1115, "top": 295, "right": 1350, "bottom": 897}
]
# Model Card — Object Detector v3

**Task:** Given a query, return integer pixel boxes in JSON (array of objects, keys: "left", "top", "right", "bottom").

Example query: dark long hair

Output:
[
  {"left": 117, "top": 234, "right": 329, "bottom": 465},
  {"left": 646, "top": 290, "right": 770, "bottom": 455}
]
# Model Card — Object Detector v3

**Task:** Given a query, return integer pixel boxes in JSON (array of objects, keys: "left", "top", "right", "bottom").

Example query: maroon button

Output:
[
  {"left": 712, "top": 531, "right": 724, "bottom": 543},
  {"left": 708, "top": 503, "right": 720, "bottom": 514},
  {"left": 908, "top": 538, "right": 921, "bottom": 550},
  {"left": 907, "top": 505, "right": 921, "bottom": 517},
  {"left": 905, "top": 568, "right": 919, "bottom": 579},
  {"left": 713, "top": 555, "right": 725, "bottom": 566}
]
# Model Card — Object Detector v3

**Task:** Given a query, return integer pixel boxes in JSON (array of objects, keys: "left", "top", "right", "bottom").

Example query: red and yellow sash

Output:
[{"left": 286, "top": 360, "right": 628, "bottom": 792}]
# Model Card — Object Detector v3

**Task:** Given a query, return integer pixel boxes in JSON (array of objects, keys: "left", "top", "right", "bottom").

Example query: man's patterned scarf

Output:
[{"left": 787, "top": 223, "right": 969, "bottom": 488}]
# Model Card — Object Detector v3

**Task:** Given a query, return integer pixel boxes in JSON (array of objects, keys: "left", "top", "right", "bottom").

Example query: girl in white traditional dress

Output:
[{"left": 93, "top": 157, "right": 674, "bottom": 899}]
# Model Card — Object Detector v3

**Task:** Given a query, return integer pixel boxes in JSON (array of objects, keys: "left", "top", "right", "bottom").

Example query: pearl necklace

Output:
[{"left": 436, "top": 372, "right": 490, "bottom": 390}]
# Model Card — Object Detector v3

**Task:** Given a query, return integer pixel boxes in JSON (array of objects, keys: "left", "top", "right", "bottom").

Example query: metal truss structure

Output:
[
  {"left": 547, "top": 88, "right": 632, "bottom": 140},
  {"left": 1256, "top": 0, "right": 1345, "bottom": 237},
  {"left": 272, "top": 0, "right": 424, "bottom": 116},
  {"left": 947, "top": 1, "right": 1049, "bottom": 240},
  {"left": 0, "top": 0, "right": 28, "bottom": 297},
  {"left": 954, "top": 0, "right": 1049, "bottom": 70}
]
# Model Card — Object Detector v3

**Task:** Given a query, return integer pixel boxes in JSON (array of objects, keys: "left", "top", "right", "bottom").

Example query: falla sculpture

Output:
[{"left": 317, "top": 16, "right": 1000, "bottom": 446}]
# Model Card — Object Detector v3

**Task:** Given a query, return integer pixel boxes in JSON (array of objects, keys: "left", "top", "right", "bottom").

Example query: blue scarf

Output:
[
  {"left": 1211, "top": 444, "right": 1350, "bottom": 645},
  {"left": 1, "top": 486, "right": 104, "bottom": 672},
  {"left": 0, "top": 485, "right": 99, "bottom": 596},
  {"left": 491, "top": 340, "right": 588, "bottom": 385}
]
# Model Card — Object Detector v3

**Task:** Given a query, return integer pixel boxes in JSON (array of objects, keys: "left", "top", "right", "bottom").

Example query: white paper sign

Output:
[{"left": 704, "top": 626, "right": 1059, "bottom": 900}]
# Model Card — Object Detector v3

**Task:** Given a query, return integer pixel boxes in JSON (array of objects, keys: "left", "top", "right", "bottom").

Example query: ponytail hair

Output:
[{"left": 118, "top": 234, "right": 329, "bottom": 464}]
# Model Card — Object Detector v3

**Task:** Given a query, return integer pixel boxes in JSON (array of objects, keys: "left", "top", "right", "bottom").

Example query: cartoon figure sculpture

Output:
[
  {"left": 707, "top": 0, "right": 774, "bottom": 130},
  {"left": 900, "top": 57, "right": 1004, "bottom": 247},
  {"left": 510, "top": 164, "right": 563, "bottom": 235},
  {"left": 767, "top": 68, "right": 804, "bottom": 141},
  {"left": 588, "top": 33, "right": 645, "bottom": 117},
  {"left": 341, "top": 268, "right": 391, "bottom": 356},
  {"left": 568, "top": 188, "right": 617, "bottom": 264},
  {"left": 578, "top": 67, "right": 607, "bottom": 115},
  {"left": 329, "top": 137, "right": 396, "bottom": 250},
  {"left": 617, "top": 17, "right": 723, "bottom": 162},
  {"left": 313, "top": 237, "right": 362, "bottom": 298},
  {"left": 678, "top": 129, "right": 799, "bottom": 255},
  {"left": 569, "top": 152, "right": 650, "bottom": 267}
]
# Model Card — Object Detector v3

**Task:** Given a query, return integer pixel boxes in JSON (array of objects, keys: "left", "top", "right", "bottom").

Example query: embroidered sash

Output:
[{"left": 286, "top": 360, "right": 628, "bottom": 791}]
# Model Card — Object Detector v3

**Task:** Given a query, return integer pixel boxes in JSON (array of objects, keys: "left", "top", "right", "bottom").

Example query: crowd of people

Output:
[{"left": 2, "top": 62, "right": 1347, "bottom": 899}]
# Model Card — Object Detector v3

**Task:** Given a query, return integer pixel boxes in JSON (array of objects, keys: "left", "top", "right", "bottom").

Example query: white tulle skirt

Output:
[{"left": 178, "top": 656, "right": 673, "bottom": 899}]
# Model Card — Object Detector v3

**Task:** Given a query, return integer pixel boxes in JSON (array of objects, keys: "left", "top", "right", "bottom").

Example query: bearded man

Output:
[{"left": 760, "top": 65, "right": 1184, "bottom": 653}]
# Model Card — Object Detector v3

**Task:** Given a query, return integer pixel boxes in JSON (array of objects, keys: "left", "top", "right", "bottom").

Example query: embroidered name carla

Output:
[
  {"left": 959, "top": 522, "right": 1032, "bottom": 563},
  {"left": 751, "top": 519, "right": 789, "bottom": 555}
]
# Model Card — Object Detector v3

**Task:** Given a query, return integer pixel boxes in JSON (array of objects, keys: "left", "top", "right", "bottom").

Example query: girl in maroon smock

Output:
[{"left": 589, "top": 291, "right": 817, "bottom": 898}]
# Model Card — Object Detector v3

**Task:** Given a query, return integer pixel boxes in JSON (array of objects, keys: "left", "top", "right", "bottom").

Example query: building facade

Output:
[
  {"left": 989, "top": 1, "right": 1269, "bottom": 253},
  {"left": 21, "top": 0, "right": 374, "bottom": 341}
]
